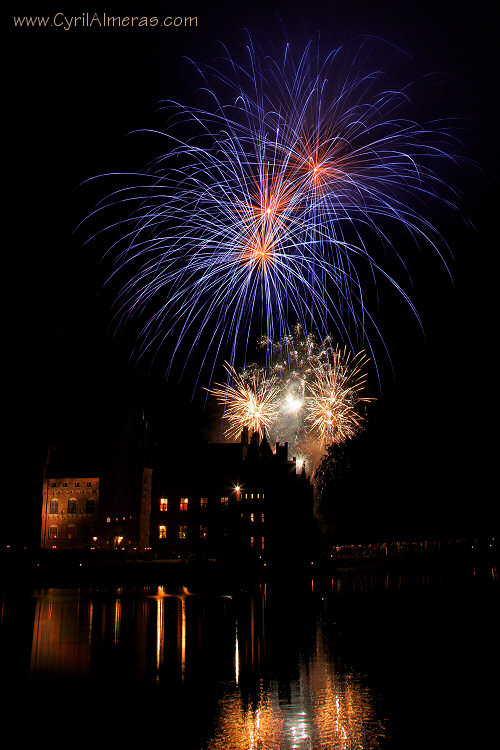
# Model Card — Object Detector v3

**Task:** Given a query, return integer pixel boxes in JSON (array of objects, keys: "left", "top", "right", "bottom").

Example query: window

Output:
[
  {"left": 63, "top": 483, "right": 68, "bottom": 487},
  {"left": 220, "top": 496, "right": 228, "bottom": 507},
  {"left": 200, "top": 525, "right": 208, "bottom": 539},
  {"left": 68, "top": 499, "right": 77, "bottom": 514},
  {"left": 200, "top": 497, "right": 208, "bottom": 510},
  {"left": 75, "top": 482, "right": 80, "bottom": 487},
  {"left": 87, "top": 482, "right": 92, "bottom": 487},
  {"left": 159, "top": 525, "right": 167, "bottom": 539},
  {"left": 106, "top": 517, "right": 111, "bottom": 524},
  {"left": 67, "top": 526, "right": 76, "bottom": 540},
  {"left": 51, "top": 482, "right": 57, "bottom": 488},
  {"left": 250, "top": 536, "right": 255, "bottom": 548},
  {"left": 49, "top": 499, "right": 59, "bottom": 514},
  {"left": 160, "top": 498, "right": 168, "bottom": 512},
  {"left": 86, "top": 499, "right": 96, "bottom": 514},
  {"left": 48, "top": 526, "right": 57, "bottom": 540},
  {"left": 261, "top": 513, "right": 265, "bottom": 523},
  {"left": 179, "top": 498, "right": 189, "bottom": 511},
  {"left": 261, "top": 537, "right": 265, "bottom": 550},
  {"left": 178, "top": 525, "right": 188, "bottom": 540},
  {"left": 250, "top": 513, "right": 255, "bottom": 523}
]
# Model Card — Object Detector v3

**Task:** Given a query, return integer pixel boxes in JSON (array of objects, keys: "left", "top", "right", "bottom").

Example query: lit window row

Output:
[
  {"left": 158, "top": 524, "right": 208, "bottom": 540},
  {"left": 49, "top": 499, "right": 96, "bottom": 514},
  {"left": 241, "top": 512, "right": 265, "bottom": 523},
  {"left": 243, "top": 491, "right": 264, "bottom": 500},
  {"left": 249, "top": 536, "right": 265, "bottom": 549},
  {"left": 159, "top": 497, "right": 213, "bottom": 511},
  {"left": 106, "top": 515, "right": 134, "bottom": 523},
  {"left": 48, "top": 526, "right": 77, "bottom": 540}
]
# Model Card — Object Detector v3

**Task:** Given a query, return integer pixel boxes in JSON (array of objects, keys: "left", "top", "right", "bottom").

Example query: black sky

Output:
[{"left": 5, "top": 0, "right": 499, "bottom": 544}]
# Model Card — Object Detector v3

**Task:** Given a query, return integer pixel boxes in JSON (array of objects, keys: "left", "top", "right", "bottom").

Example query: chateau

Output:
[{"left": 40, "top": 428, "right": 314, "bottom": 564}]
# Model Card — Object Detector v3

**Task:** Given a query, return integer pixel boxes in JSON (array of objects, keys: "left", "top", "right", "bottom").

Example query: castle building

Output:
[
  {"left": 40, "top": 476, "right": 100, "bottom": 550},
  {"left": 40, "top": 426, "right": 314, "bottom": 563},
  {"left": 151, "top": 428, "right": 315, "bottom": 565},
  {"left": 41, "top": 469, "right": 152, "bottom": 553}
]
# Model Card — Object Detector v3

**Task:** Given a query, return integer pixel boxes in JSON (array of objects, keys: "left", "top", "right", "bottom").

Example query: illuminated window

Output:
[
  {"left": 261, "top": 537, "right": 265, "bottom": 550},
  {"left": 86, "top": 499, "right": 96, "bottom": 514},
  {"left": 49, "top": 499, "right": 58, "bottom": 514},
  {"left": 200, "top": 497, "right": 208, "bottom": 510},
  {"left": 250, "top": 536, "right": 255, "bottom": 548},
  {"left": 221, "top": 496, "right": 228, "bottom": 507},
  {"left": 261, "top": 513, "right": 265, "bottom": 523},
  {"left": 250, "top": 513, "right": 255, "bottom": 523},
  {"left": 180, "top": 498, "right": 189, "bottom": 511},
  {"left": 262, "top": 493, "right": 265, "bottom": 499},
  {"left": 160, "top": 498, "right": 168, "bottom": 512},
  {"left": 67, "top": 526, "right": 76, "bottom": 540},
  {"left": 106, "top": 517, "right": 111, "bottom": 524},
  {"left": 251, "top": 493, "right": 254, "bottom": 499},
  {"left": 159, "top": 525, "right": 167, "bottom": 539},
  {"left": 68, "top": 499, "right": 77, "bottom": 514},
  {"left": 178, "top": 525, "right": 188, "bottom": 540},
  {"left": 200, "top": 525, "right": 208, "bottom": 539},
  {"left": 257, "top": 493, "right": 260, "bottom": 499},
  {"left": 48, "top": 526, "right": 57, "bottom": 540}
]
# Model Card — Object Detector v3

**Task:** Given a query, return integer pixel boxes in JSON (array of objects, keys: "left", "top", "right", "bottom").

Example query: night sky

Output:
[{"left": 6, "top": 0, "right": 498, "bottom": 546}]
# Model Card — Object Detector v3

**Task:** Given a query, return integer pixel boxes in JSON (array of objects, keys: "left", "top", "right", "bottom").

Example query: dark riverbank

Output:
[{"left": 1, "top": 544, "right": 497, "bottom": 589}]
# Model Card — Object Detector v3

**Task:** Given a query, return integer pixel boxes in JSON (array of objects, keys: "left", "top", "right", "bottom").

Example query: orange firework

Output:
[
  {"left": 306, "top": 347, "right": 373, "bottom": 447},
  {"left": 208, "top": 362, "right": 280, "bottom": 439}
]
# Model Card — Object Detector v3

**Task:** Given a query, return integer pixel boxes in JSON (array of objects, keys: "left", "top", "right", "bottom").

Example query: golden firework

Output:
[
  {"left": 306, "top": 347, "right": 373, "bottom": 448},
  {"left": 208, "top": 362, "right": 280, "bottom": 439}
]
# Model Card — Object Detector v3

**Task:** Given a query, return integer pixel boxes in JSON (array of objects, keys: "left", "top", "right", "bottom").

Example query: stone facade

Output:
[{"left": 40, "top": 476, "right": 100, "bottom": 549}]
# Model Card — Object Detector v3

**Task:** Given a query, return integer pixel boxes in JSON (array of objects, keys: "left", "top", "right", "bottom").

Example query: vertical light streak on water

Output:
[
  {"left": 235, "top": 619, "right": 240, "bottom": 685},
  {"left": 88, "top": 601, "right": 93, "bottom": 645},
  {"left": 156, "top": 592, "right": 165, "bottom": 676},
  {"left": 113, "top": 599, "right": 121, "bottom": 645}
]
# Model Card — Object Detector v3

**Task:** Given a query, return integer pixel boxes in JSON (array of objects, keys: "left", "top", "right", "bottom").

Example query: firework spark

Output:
[
  {"left": 207, "top": 363, "right": 280, "bottom": 440},
  {"left": 84, "top": 35, "right": 462, "bottom": 381},
  {"left": 306, "top": 349, "right": 373, "bottom": 448},
  {"left": 211, "top": 327, "right": 373, "bottom": 464}
]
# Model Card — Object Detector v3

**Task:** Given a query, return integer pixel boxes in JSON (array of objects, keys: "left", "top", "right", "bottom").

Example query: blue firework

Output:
[{"left": 83, "top": 35, "right": 463, "bottom": 384}]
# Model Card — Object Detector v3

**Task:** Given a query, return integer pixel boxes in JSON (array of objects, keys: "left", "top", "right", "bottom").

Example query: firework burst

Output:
[
  {"left": 207, "top": 362, "right": 280, "bottom": 440},
  {"left": 84, "top": 35, "right": 462, "bottom": 381},
  {"left": 306, "top": 348, "right": 373, "bottom": 448},
  {"left": 210, "top": 326, "right": 373, "bottom": 465}
]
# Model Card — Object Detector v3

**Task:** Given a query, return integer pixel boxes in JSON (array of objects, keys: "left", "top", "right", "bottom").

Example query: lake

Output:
[{"left": 1, "top": 563, "right": 497, "bottom": 748}]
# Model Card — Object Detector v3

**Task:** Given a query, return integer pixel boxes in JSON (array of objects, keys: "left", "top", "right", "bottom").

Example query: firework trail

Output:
[{"left": 84, "top": 35, "right": 461, "bottom": 382}]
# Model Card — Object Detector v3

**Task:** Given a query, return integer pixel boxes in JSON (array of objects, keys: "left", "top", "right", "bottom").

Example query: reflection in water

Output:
[
  {"left": 25, "top": 580, "right": 388, "bottom": 748},
  {"left": 30, "top": 589, "right": 92, "bottom": 676},
  {"left": 209, "top": 623, "right": 386, "bottom": 750}
]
